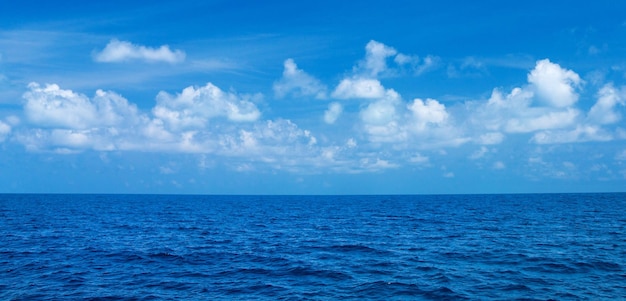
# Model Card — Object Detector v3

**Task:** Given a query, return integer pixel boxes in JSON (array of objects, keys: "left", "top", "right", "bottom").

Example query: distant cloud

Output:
[
  {"left": 407, "top": 98, "right": 449, "bottom": 131},
  {"left": 465, "top": 59, "right": 597, "bottom": 143},
  {"left": 360, "top": 90, "right": 405, "bottom": 143},
  {"left": 0, "top": 120, "right": 10, "bottom": 142},
  {"left": 324, "top": 102, "right": 343, "bottom": 124},
  {"left": 587, "top": 83, "right": 625, "bottom": 125},
  {"left": 469, "top": 146, "right": 489, "bottom": 160},
  {"left": 409, "top": 153, "right": 429, "bottom": 165},
  {"left": 476, "top": 132, "right": 504, "bottom": 145},
  {"left": 153, "top": 83, "right": 261, "bottom": 131},
  {"left": 94, "top": 39, "right": 185, "bottom": 63},
  {"left": 5, "top": 39, "right": 626, "bottom": 177},
  {"left": 358, "top": 40, "right": 398, "bottom": 77},
  {"left": 531, "top": 125, "right": 612, "bottom": 144},
  {"left": 493, "top": 161, "right": 506, "bottom": 170},
  {"left": 17, "top": 82, "right": 328, "bottom": 171},
  {"left": 447, "top": 56, "right": 487, "bottom": 78},
  {"left": 354, "top": 40, "right": 439, "bottom": 77},
  {"left": 505, "top": 109, "right": 580, "bottom": 133},
  {"left": 273, "top": 59, "right": 327, "bottom": 99},
  {"left": 331, "top": 78, "right": 386, "bottom": 99}
]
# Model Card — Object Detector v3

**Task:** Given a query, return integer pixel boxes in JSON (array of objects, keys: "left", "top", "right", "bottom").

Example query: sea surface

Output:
[{"left": 1, "top": 193, "right": 625, "bottom": 300}]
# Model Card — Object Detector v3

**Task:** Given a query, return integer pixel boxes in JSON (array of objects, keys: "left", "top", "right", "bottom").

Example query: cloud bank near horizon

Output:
[{"left": 2, "top": 40, "right": 626, "bottom": 177}]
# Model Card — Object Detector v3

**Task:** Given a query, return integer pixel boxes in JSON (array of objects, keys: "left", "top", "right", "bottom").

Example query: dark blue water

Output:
[{"left": 1, "top": 194, "right": 625, "bottom": 300}]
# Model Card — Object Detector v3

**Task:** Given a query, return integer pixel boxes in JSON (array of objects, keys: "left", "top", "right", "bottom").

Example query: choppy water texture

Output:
[{"left": 1, "top": 194, "right": 626, "bottom": 300}]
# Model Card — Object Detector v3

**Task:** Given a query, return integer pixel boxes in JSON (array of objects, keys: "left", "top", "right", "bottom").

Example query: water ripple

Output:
[{"left": 1, "top": 193, "right": 625, "bottom": 300}]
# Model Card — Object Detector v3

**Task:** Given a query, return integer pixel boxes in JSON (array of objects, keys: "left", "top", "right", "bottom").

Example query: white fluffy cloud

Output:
[
  {"left": 20, "top": 83, "right": 149, "bottom": 151},
  {"left": 354, "top": 40, "right": 438, "bottom": 77},
  {"left": 463, "top": 60, "right": 626, "bottom": 145},
  {"left": 16, "top": 82, "right": 332, "bottom": 170},
  {"left": 24, "top": 83, "right": 97, "bottom": 129},
  {"left": 23, "top": 83, "right": 141, "bottom": 130},
  {"left": 360, "top": 90, "right": 406, "bottom": 143},
  {"left": 273, "top": 59, "right": 327, "bottom": 99},
  {"left": 467, "top": 60, "right": 589, "bottom": 142},
  {"left": 528, "top": 59, "right": 582, "bottom": 108},
  {"left": 330, "top": 40, "right": 455, "bottom": 146},
  {"left": 358, "top": 40, "right": 398, "bottom": 77},
  {"left": 153, "top": 83, "right": 261, "bottom": 131},
  {"left": 7, "top": 38, "right": 626, "bottom": 178},
  {"left": 331, "top": 78, "right": 386, "bottom": 99},
  {"left": 407, "top": 98, "right": 449, "bottom": 131},
  {"left": 94, "top": 39, "right": 185, "bottom": 63},
  {"left": 324, "top": 102, "right": 343, "bottom": 124},
  {"left": 587, "top": 83, "right": 625, "bottom": 125}
]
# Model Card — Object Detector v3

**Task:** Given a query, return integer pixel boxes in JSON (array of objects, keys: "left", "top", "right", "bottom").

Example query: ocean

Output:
[{"left": 1, "top": 193, "right": 625, "bottom": 300}]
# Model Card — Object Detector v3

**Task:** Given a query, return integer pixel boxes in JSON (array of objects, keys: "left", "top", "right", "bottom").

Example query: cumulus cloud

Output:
[
  {"left": 358, "top": 40, "right": 397, "bottom": 77},
  {"left": 18, "top": 82, "right": 262, "bottom": 153},
  {"left": 327, "top": 40, "right": 458, "bottom": 147},
  {"left": 587, "top": 83, "right": 625, "bottom": 125},
  {"left": 360, "top": 90, "right": 405, "bottom": 143},
  {"left": 466, "top": 60, "right": 590, "bottom": 143},
  {"left": 94, "top": 39, "right": 185, "bottom": 63},
  {"left": 528, "top": 59, "right": 582, "bottom": 107},
  {"left": 354, "top": 40, "right": 438, "bottom": 77},
  {"left": 331, "top": 78, "right": 386, "bottom": 99},
  {"left": 23, "top": 83, "right": 141, "bottom": 130},
  {"left": 462, "top": 60, "right": 623, "bottom": 145},
  {"left": 153, "top": 83, "right": 261, "bottom": 131},
  {"left": 19, "top": 83, "right": 148, "bottom": 151},
  {"left": 16, "top": 81, "right": 338, "bottom": 172},
  {"left": 7, "top": 37, "right": 626, "bottom": 178},
  {"left": 24, "top": 83, "right": 97, "bottom": 129},
  {"left": 407, "top": 98, "right": 449, "bottom": 131},
  {"left": 273, "top": 59, "right": 327, "bottom": 99},
  {"left": 324, "top": 102, "right": 343, "bottom": 124}
]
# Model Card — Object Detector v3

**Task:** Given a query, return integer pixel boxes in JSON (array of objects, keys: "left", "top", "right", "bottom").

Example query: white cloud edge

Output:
[{"left": 94, "top": 39, "right": 186, "bottom": 64}]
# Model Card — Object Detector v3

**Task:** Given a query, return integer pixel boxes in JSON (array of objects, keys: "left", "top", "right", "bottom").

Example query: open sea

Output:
[{"left": 1, "top": 193, "right": 625, "bottom": 300}]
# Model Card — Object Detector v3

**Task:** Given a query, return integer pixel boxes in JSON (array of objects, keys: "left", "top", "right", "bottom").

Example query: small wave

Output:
[
  {"left": 328, "top": 244, "right": 389, "bottom": 255},
  {"left": 589, "top": 260, "right": 622, "bottom": 272},
  {"left": 149, "top": 252, "right": 185, "bottom": 263},
  {"left": 524, "top": 262, "right": 577, "bottom": 274},
  {"left": 500, "top": 283, "right": 533, "bottom": 292},
  {"left": 283, "top": 266, "right": 353, "bottom": 281}
]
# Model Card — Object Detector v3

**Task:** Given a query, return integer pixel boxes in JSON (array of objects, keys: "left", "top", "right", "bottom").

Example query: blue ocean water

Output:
[{"left": 1, "top": 194, "right": 625, "bottom": 300}]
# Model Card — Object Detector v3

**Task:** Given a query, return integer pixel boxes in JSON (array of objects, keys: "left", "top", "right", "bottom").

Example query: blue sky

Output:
[{"left": 1, "top": 1, "right": 626, "bottom": 194}]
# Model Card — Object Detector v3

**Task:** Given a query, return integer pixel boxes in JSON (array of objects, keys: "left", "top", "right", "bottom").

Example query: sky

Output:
[{"left": 1, "top": 0, "right": 626, "bottom": 194}]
